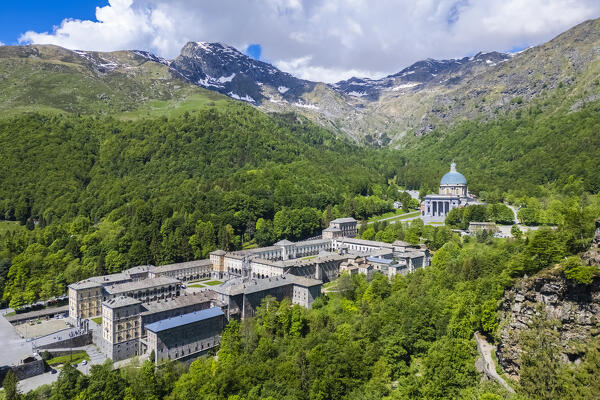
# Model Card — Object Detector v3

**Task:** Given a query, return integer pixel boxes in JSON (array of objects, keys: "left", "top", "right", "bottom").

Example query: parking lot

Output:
[{"left": 14, "top": 318, "right": 71, "bottom": 339}]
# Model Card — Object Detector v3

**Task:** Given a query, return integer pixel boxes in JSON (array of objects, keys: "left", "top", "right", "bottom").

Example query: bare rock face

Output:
[
  {"left": 496, "top": 274, "right": 600, "bottom": 379},
  {"left": 582, "top": 218, "right": 600, "bottom": 266}
]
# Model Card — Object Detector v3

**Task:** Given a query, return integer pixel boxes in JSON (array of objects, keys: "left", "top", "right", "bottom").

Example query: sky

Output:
[{"left": 2, "top": 0, "right": 600, "bottom": 83}]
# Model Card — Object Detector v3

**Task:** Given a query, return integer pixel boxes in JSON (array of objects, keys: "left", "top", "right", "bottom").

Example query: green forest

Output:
[{"left": 396, "top": 100, "right": 600, "bottom": 200}]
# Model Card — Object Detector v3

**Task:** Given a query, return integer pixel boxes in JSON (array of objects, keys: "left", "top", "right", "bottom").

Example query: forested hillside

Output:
[
  {"left": 19, "top": 201, "right": 600, "bottom": 399},
  {"left": 0, "top": 104, "right": 403, "bottom": 306},
  {"left": 395, "top": 98, "right": 600, "bottom": 199}
]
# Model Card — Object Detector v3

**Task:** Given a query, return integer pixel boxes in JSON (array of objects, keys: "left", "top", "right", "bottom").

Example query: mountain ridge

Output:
[{"left": 1, "top": 17, "right": 599, "bottom": 143}]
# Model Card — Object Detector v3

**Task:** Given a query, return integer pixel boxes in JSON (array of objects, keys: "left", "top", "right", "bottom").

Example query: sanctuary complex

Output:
[{"left": 63, "top": 217, "right": 430, "bottom": 363}]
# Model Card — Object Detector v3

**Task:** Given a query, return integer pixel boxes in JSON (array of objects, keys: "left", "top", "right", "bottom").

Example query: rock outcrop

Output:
[
  {"left": 496, "top": 273, "right": 600, "bottom": 379},
  {"left": 582, "top": 218, "right": 600, "bottom": 266}
]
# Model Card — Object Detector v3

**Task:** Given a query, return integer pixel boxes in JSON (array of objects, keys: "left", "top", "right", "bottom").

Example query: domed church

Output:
[
  {"left": 439, "top": 163, "right": 468, "bottom": 196},
  {"left": 421, "top": 163, "right": 475, "bottom": 218}
]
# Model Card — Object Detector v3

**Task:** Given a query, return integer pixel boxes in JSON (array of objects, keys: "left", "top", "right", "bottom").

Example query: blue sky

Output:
[
  {"left": 0, "top": 1, "right": 108, "bottom": 45},
  {"left": 3, "top": 1, "right": 599, "bottom": 82}
]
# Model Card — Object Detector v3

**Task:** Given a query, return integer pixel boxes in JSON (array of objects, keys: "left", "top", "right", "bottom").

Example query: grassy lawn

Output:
[
  {"left": 91, "top": 317, "right": 102, "bottom": 325},
  {"left": 189, "top": 284, "right": 204, "bottom": 288},
  {"left": 203, "top": 281, "right": 223, "bottom": 286},
  {"left": 188, "top": 278, "right": 210, "bottom": 283},
  {"left": 4, "top": 311, "right": 16, "bottom": 317},
  {"left": 47, "top": 351, "right": 90, "bottom": 366},
  {"left": 426, "top": 221, "right": 444, "bottom": 225}
]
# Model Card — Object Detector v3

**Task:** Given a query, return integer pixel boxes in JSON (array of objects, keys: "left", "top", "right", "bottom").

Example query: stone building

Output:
[
  {"left": 97, "top": 291, "right": 224, "bottom": 361},
  {"left": 322, "top": 217, "right": 358, "bottom": 239},
  {"left": 145, "top": 307, "right": 225, "bottom": 363},
  {"left": 69, "top": 260, "right": 218, "bottom": 320},
  {"left": 99, "top": 297, "right": 142, "bottom": 361},
  {"left": 104, "top": 276, "right": 181, "bottom": 303},
  {"left": 468, "top": 221, "right": 499, "bottom": 233},
  {"left": 68, "top": 281, "right": 103, "bottom": 320},
  {"left": 213, "top": 275, "right": 322, "bottom": 320},
  {"left": 149, "top": 259, "right": 212, "bottom": 281},
  {"left": 422, "top": 163, "right": 476, "bottom": 219}
]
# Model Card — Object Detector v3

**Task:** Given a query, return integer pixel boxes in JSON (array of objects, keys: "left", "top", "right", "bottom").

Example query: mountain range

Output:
[{"left": 1, "top": 18, "right": 599, "bottom": 144}]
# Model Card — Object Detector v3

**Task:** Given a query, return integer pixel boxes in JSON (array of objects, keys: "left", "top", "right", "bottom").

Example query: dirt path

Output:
[{"left": 474, "top": 332, "right": 515, "bottom": 394}]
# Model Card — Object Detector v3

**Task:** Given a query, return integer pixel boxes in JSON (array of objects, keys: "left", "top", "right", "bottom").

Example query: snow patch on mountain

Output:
[
  {"left": 228, "top": 92, "right": 256, "bottom": 103},
  {"left": 217, "top": 73, "right": 236, "bottom": 83}
]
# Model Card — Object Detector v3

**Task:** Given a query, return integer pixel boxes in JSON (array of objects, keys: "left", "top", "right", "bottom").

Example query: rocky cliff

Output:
[{"left": 497, "top": 229, "right": 600, "bottom": 380}]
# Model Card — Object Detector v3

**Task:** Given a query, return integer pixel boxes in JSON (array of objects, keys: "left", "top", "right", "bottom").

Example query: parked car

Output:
[
  {"left": 82, "top": 360, "right": 87, "bottom": 365},
  {"left": 50, "top": 369, "right": 57, "bottom": 374}
]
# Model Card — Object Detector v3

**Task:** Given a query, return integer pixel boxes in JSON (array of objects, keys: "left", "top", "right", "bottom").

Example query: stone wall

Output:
[
  {"left": 12, "top": 359, "right": 46, "bottom": 380},
  {"left": 36, "top": 331, "right": 92, "bottom": 350}
]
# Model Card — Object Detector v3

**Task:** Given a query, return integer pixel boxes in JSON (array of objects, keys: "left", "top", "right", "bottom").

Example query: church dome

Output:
[{"left": 440, "top": 163, "right": 467, "bottom": 185}]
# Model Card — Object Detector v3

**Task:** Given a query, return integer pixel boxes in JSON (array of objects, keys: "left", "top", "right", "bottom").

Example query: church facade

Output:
[{"left": 422, "top": 163, "right": 474, "bottom": 218}]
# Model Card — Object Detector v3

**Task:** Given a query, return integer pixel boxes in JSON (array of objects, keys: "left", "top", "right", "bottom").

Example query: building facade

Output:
[
  {"left": 145, "top": 308, "right": 225, "bottom": 363},
  {"left": 99, "top": 297, "right": 142, "bottom": 361},
  {"left": 422, "top": 163, "right": 475, "bottom": 218}
]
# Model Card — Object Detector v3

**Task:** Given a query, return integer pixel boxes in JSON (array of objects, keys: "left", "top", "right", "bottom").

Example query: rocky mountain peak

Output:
[
  {"left": 170, "top": 41, "right": 314, "bottom": 104},
  {"left": 331, "top": 51, "right": 511, "bottom": 100}
]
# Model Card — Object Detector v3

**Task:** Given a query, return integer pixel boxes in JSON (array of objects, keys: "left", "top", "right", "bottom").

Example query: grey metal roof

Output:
[
  {"left": 210, "top": 250, "right": 226, "bottom": 256},
  {"left": 336, "top": 237, "right": 394, "bottom": 249},
  {"left": 145, "top": 307, "right": 224, "bottom": 333},
  {"left": 140, "top": 291, "right": 220, "bottom": 315},
  {"left": 5, "top": 305, "right": 69, "bottom": 322},
  {"left": 213, "top": 275, "right": 321, "bottom": 296},
  {"left": 105, "top": 276, "right": 180, "bottom": 295},
  {"left": 152, "top": 259, "right": 212, "bottom": 274},
  {"left": 331, "top": 217, "right": 357, "bottom": 223},
  {"left": 103, "top": 296, "right": 142, "bottom": 309},
  {"left": 366, "top": 257, "right": 394, "bottom": 265},
  {"left": 68, "top": 280, "right": 103, "bottom": 290},
  {"left": 123, "top": 265, "right": 154, "bottom": 275}
]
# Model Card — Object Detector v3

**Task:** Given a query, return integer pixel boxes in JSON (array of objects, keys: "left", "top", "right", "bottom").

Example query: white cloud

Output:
[
  {"left": 0, "top": 42, "right": 4, "bottom": 46},
  {"left": 18, "top": 0, "right": 600, "bottom": 82}
]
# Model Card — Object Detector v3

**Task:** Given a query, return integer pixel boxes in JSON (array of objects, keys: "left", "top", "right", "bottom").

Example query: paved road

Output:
[
  {"left": 505, "top": 204, "right": 520, "bottom": 225},
  {"left": 0, "top": 309, "right": 32, "bottom": 367},
  {"left": 17, "top": 344, "right": 108, "bottom": 393},
  {"left": 474, "top": 332, "right": 515, "bottom": 393},
  {"left": 18, "top": 370, "right": 58, "bottom": 392},
  {"left": 366, "top": 211, "right": 420, "bottom": 225}
]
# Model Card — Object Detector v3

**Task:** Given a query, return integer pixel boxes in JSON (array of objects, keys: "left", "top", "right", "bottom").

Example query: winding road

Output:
[{"left": 474, "top": 332, "right": 515, "bottom": 394}]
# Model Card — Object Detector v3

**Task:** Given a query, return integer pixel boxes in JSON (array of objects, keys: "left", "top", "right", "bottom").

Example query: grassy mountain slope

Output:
[
  {"left": 260, "top": 18, "right": 600, "bottom": 144},
  {"left": 0, "top": 44, "right": 230, "bottom": 117}
]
